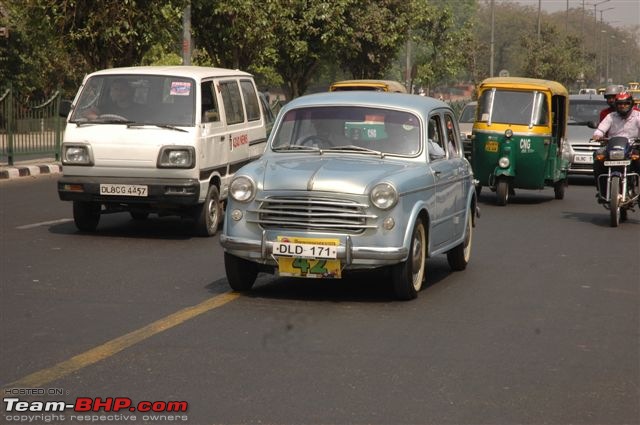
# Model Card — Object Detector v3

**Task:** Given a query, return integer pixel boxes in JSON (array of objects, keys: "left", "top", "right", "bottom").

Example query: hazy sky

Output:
[{"left": 510, "top": 0, "right": 640, "bottom": 28}]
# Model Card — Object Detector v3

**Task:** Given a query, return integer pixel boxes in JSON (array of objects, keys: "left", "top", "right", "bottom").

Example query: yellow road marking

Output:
[{"left": 5, "top": 292, "right": 240, "bottom": 388}]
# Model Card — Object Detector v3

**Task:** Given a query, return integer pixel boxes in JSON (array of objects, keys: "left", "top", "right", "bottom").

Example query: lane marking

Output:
[
  {"left": 4, "top": 291, "right": 240, "bottom": 388},
  {"left": 17, "top": 218, "right": 74, "bottom": 230}
]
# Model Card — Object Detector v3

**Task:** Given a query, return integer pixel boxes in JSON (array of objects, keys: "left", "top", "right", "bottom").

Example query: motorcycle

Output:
[{"left": 594, "top": 136, "right": 640, "bottom": 227}]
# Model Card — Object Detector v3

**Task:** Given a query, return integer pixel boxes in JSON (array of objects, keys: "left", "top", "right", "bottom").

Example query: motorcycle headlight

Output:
[
  {"left": 609, "top": 149, "right": 625, "bottom": 160},
  {"left": 157, "top": 146, "right": 195, "bottom": 168},
  {"left": 370, "top": 183, "right": 398, "bottom": 210},
  {"left": 230, "top": 175, "right": 255, "bottom": 202},
  {"left": 62, "top": 144, "right": 93, "bottom": 165},
  {"left": 498, "top": 157, "right": 510, "bottom": 168}
]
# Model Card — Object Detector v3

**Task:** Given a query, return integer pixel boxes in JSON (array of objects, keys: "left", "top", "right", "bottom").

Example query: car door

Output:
[
  {"left": 444, "top": 112, "right": 468, "bottom": 241},
  {"left": 200, "top": 80, "right": 227, "bottom": 175},
  {"left": 428, "top": 113, "right": 457, "bottom": 248}
]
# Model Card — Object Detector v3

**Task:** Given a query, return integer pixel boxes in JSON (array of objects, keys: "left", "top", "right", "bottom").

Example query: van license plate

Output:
[
  {"left": 100, "top": 184, "right": 148, "bottom": 197},
  {"left": 573, "top": 154, "right": 593, "bottom": 164}
]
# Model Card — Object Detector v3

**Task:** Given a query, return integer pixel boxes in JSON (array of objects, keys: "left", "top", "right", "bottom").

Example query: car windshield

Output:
[
  {"left": 568, "top": 100, "right": 605, "bottom": 124},
  {"left": 478, "top": 89, "right": 548, "bottom": 126},
  {"left": 70, "top": 75, "right": 195, "bottom": 127},
  {"left": 271, "top": 106, "right": 421, "bottom": 156},
  {"left": 459, "top": 103, "right": 476, "bottom": 123}
]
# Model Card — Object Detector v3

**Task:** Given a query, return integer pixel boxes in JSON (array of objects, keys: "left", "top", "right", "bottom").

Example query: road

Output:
[{"left": 1, "top": 174, "right": 638, "bottom": 425}]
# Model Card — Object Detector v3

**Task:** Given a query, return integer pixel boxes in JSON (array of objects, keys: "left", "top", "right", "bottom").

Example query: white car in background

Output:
[{"left": 566, "top": 94, "right": 607, "bottom": 175}]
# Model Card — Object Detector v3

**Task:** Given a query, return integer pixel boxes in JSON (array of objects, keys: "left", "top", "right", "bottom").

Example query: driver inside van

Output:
[{"left": 83, "top": 79, "right": 135, "bottom": 120}]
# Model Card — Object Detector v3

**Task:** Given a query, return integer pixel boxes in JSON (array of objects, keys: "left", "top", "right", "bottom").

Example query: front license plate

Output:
[
  {"left": 100, "top": 184, "right": 148, "bottom": 197},
  {"left": 485, "top": 141, "right": 499, "bottom": 152},
  {"left": 573, "top": 154, "right": 593, "bottom": 164},
  {"left": 278, "top": 258, "right": 342, "bottom": 279},
  {"left": 275, "top": 236, "right": 341, "bottom": 278},
  {"left": 604, "top": 160, "right": 631, "bottom": 166}
]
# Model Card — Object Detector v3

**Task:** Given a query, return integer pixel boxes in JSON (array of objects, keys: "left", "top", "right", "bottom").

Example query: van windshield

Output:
[
  {"left": 70, "top": 75, "right": 196, "bottom": 127},
  {"left": 478, "top": 89, "right": 548, "bottom": 126}
]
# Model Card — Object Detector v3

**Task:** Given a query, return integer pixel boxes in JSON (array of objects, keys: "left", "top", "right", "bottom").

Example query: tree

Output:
[{"left": 335, "top": 0, "right": 412, "bottom": 79}]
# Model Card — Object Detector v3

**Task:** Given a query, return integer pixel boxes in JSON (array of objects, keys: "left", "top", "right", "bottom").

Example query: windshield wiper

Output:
[
  {"left": 272, "top": 145, "right": 322, "bottom": 153},
  {"left": 127, "top": 123, "right": 188, "bottom": 132},
  {"left": 73, "top": 117, "right": 135, "bottom": 126},
  {"left": 324, "top": 145, "right": 385, "bottom": 157}
]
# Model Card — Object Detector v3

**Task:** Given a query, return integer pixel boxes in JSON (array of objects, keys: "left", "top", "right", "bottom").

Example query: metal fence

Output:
[{"left": 0, "top": 86, "right": 63, "bottom": 165}]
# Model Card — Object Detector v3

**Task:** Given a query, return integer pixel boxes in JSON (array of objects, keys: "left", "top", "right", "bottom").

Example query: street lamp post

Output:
[{"left": 593, "top": 0, "right": 610, "bottom": 83}]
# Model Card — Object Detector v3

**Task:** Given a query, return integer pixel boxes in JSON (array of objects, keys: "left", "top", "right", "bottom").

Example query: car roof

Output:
[
  {"left": 86, "top": 66, "right": 253, "bottom": 81},
  {"left": 329, "top": 79, "right": 407, "bottom": 93},
  {"left": 569, "top": 94, "right": 606, "bottom": 102},
  {"left": 281, "top": 91, "right": 450, "bottom": 115}
]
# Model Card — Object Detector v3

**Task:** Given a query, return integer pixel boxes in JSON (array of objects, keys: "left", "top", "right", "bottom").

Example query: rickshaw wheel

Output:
[
  {"left": 496, "top": 179, "right": 509, "bottom": 206},
  {"left": 554, "top": 179, "right": 567, "bottom": 200}
]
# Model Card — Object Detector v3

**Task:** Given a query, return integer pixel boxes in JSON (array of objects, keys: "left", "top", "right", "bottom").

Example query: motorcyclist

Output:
[
  {"left": 592, "top": 91, "right": 640, "bottom": 200},
  {"left": 599, "top": 84, "right": 624, "bottom": 122}
]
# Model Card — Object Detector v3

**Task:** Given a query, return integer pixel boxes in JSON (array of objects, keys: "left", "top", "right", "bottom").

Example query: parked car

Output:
[
  {"left": 220, "top": 91, "right": 478, "bottom": 300},
  {"left": 566, "top": 93, "right": 607, "bottom": 175},
  {"left": 458, "top": 101, "right": 476, "bottom": 159}
]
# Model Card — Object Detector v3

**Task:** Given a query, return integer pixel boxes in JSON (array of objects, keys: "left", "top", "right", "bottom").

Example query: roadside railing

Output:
[{"left": 0, "top": 86, "right": 63, "bottom": 165}]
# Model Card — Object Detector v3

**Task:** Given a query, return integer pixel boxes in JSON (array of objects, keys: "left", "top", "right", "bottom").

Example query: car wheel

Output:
[
  {"left": 447, "top": 210, "right": 473, "bottom": 271},
  {"left": 391, "top": 219, "right": 426, "bottom": 300},
  {"left": 496, "top": 179, "right": 509, "bottom": 206},
  {"left": 194, "top": 184, "right": 222, "bottom": 237},
  {"left": 224, "top": 252, "right": 258, "bottom": 291},
  {"left": 610, "top": 176, "right": 620, "bottom": 227},
  {"left": 73, "top": 201, "right": 100, "bottom": 232},
  {"left": 554, "top": 179, "right": 567, "bottom": 200}
]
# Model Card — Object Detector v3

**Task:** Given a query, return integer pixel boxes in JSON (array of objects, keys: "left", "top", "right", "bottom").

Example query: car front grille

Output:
[{"left": 248, "top": 196, "right": 377, "bottom": 233}]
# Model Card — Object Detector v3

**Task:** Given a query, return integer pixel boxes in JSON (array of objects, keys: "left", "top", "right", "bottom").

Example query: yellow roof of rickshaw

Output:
[
  {"left": 477, "top": 77, "right": 569, "bottom": 96},
  {"left": 329, "top": 79, "right": 408, "bottom": 93}
]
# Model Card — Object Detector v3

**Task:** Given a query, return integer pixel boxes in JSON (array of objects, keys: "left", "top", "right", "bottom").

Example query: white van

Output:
[{"left": 58, "top": 66, "right": 272, "bottom": 236}]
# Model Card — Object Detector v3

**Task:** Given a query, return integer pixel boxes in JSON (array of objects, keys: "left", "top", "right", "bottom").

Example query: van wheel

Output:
[
  {"left": 447, "top": 209, "right": 473, "bottom": 271},
  {"left": 194, "top": 185, "right": 222, "bottom": 237},
  {"left": 73, "top": 201, "right": 100, "bottom": 232},
  {"left": 224, "top": 253, "right": 258, "bottom": 291},
  {"left": 496, "top": 179, "right": 509, "bottom": 206},
  {"left": 391, "top": 219, "right": 426, "bottom": 300}
]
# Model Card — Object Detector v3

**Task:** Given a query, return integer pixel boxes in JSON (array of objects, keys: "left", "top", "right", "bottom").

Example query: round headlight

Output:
[
  {"left": 370, "top": 183, "right": 398, "bottom": 210},
  {"left": 504, "top": 129, "right": 513, "bottom": 138},
  {"left": 229, "top": 176, "right": 255, "bottom": 202},
  {"left": 498, "top": 157, "right": 510, "bottom": 168}
]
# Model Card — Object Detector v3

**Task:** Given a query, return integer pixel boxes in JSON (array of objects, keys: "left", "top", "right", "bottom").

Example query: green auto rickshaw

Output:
[{"left": 471, "top": 77, "right": 570, "bottom": 205}]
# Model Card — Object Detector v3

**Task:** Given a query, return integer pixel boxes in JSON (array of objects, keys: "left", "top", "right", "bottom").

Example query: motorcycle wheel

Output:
[{"left": 609, "top": 176, "right": 620, "bottom": 227}]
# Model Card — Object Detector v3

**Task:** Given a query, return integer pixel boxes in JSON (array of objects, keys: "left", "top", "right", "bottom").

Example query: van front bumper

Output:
[{"left": 57, "top": 176, "right": 201, "bottom": 205}]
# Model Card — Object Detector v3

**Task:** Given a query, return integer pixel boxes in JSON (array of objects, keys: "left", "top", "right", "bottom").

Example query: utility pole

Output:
[
  {"left": 490, "top": 0, "right": 495, "bottom": 77},
  {"left": 182, "top": 2, "right": 191, "bottom": 66}
]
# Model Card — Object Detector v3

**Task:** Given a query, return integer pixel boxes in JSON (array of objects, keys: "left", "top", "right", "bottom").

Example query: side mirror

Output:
[
  {"left": 587, "top": 120, "right": 598, "bottom": 129},
  {"left": 59, "top": 100, "right": 72, "bottom": 118}
]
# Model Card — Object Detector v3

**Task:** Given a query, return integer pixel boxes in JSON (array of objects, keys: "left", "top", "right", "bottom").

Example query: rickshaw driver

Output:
[{"left": 592, "top": 92, "right": 640, "bottom": 201}]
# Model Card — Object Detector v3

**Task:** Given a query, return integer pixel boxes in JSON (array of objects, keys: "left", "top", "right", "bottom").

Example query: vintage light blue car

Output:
[{"left": 220, "top": 91, "right": 478, "bottom": 300}]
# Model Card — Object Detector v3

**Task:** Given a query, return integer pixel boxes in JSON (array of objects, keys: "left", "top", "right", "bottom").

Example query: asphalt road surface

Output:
[{"left": 1, "top": 174, "right": 638, "bottom": 425}]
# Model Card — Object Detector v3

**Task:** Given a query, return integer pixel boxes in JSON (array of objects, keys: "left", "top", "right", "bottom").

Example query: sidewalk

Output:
[{"left": 0, "top": 157, "right": 62, "bottom": 180}]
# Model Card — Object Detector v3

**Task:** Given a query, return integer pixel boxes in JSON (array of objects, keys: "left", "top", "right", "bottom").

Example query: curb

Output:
[{"left": 0, "top": 164, "right": 62, "bottom": 180}]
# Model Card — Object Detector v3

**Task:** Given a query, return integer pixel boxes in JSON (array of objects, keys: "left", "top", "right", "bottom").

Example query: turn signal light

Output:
[
  {"left": 595, "top": 153, "right": 606, "bottom": 161},
  {"left": 631, "top": 152, "right": 640, "bottom": 161}
]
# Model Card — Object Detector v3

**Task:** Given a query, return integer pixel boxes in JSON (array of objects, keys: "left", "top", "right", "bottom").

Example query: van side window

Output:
[
  {"left": 444, "top": 114, "right": 460, "bottom": 158},
  {"left": 240, "top": 80, "right": 260, "bottom": 122},
  {"left": 219, "top": 80, "right": 245, "bottom": 125},
  {"left": 200, "top": 82, "right": 220, "bottom": 123}
]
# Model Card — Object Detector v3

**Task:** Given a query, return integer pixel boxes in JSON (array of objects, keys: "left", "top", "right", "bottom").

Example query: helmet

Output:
[
  {"left": 614, "top": 92, "right": 634, "bottom": 118},
  {"left": 604, "top": 84, "right": 624, "bottom": 105}
]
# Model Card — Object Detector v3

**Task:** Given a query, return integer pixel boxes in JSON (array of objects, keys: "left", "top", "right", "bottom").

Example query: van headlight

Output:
[
  {"left": 230, "top": 176, "right": 255, "bottom": 202},
  {"left": 370, "top": 183, "right": 398, "bottom": 210},
  {"left": 62, "top": 144, "right": 93, "bottom": 165},
  {"left": 157, "top": 146, "right": 195, "bottom": 168}
]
